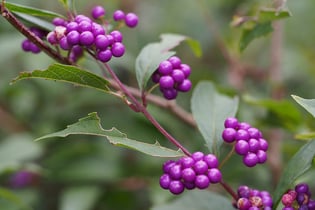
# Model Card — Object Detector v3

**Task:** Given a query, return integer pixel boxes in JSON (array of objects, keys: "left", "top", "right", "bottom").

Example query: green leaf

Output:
[
  {"left": 191, "top": 81, "right": 239, "bottom": 155},
  {"left": 11, "top": 63, "right": 110, "bottom": 94},
  {"left": 36, "top": 112, "right": 183, "bottom": 158},
  {"left": 5, "top": 2, "right": 64, "bottom": 18},
  {"left": 292, "top": 95, "right": 315, "bottom": 118},
  {"left": 273, "top": 140, "right": 315, "bottom": 208},
  {"left": 60, "top": 186, "right": 101, "bottom": 210},
  {"left": 295, "top": 132, "right": 315, "bottom": 141},
  {"left": 258, "top": 8, "right": 292, "bottom": 23},
  {"left": 240, "top": 22, "right": 273, "bottom": 51},
  {"left": 135, "top": 33, "right": 202, "bottom": 91},
  {"left": 15, "top": 13, "right": 55, "bottom": 31},
  {"left": 0, "top": 187, "right": 33, "bottom": 210},
  {"left": 151, "top": 190, "right": 235, "bottom": 210}
]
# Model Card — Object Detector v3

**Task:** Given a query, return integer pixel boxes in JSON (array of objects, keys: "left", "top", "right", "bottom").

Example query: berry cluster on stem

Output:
[{"left": 222, "top": 117, "right": 268, "bottom": 167}]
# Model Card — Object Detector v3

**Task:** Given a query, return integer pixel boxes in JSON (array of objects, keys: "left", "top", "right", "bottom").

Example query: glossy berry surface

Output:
[
  {"left": 236, "top": 185, "right": 273, "bottom": 209},
  {"left": 91, "top": 5, "right": 105, "bottom": 19},
  {"left": 125, "top": 13, "right": 139, "bottom": 28},
  {"left": 113, "top": 10, "right": 125, "bottom": 21}
]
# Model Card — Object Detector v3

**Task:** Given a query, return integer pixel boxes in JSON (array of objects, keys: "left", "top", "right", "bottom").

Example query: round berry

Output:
[
  {"left": 152, "top": 71, "right": 160, "bottom": 83},
  {"left": 248, "top": 138, "right": 260, "bottom": 153},
  {"left": 171, "top": 69, "right": 185, "bottom": 83},
  {"left": 91, "top": 5, "right": 105, "bottom": 19},
  {"left": 47, "top": 32, "right": 58, "bottom": 45},
  {"left": 125, "top": 12, "right": 139, "bottom": 28},
  {"left": 168, "top": 56, "right": 181, "bottom": 68},
  {"left": 66, "top": 21, "right": 79, "bottom": 32},
  {"left": 224, "top": 117, "right": 239, "bottom": 129},
  {"left": 169, "top": 180, "right": 184, "bottom": 195},
  {"left": 180, "top": 157, "right": 195, "bottom": 168},
  {"left": 158, "top": 61, "right": 173, "bottom": 75},
  {"left": 238, "top": 185, "right": 250, "bottom": 198},
  {"left": 191, "top": 151, "right": 204, "bottom": 161},
  {"left": 195, "top": 175, "right": 210, "bottom": 189},
  {"left": 208, "top": 168, "right": 222, "bottom": 183},
  {"left": 235, "top": 129, "right": 250, "bottom": 141},
  {"left": 111, "top": 42, "right": 125, "bottom": 57},
  {"left": 237, "top": 198, "right": 251, "bottom": 210},
  {"left": 97, "top": 49, "right": 112, "bottom": 62},
  {"left": 95, "top": 35, "right": 110, "bottom": 50},
  {"left": 183, "top": 181, "right": 195, "bottom": 190},
  {"left": 243, "top": 153, "right": 258, "bottom": 167},
  {"left": 179, "top": 64, "right": 191, "bottom": 78},
  {"left": 203, "top": 154, "right": 219, "bottom": 168},
  {"left": 295, "top": 183, "right": 309, "bottom": 194},
  {"left": 29, "top": 43, "right": 41, "bottom": 54},
  {"left": 75, "top": 15, "right": 91, "bottom": 23},
  {"left": 162, "top": 160, "right": 176, "bottom": 173},
  {"left": 169, "top": 164, "right": 182, "bottom": 180},
  {"left": 256, "top": 150, "right": 267, "bottom": 163},
  {"left": 78, "top": 20, "right": 92, "bottom": 33},
  {"left": 21, "top": 39, "right": 31, "bottom": 51},
  {"left": 52, "top": 17, "right": 67, "bottom": 26},
  {"left": 159, "top": 174, "right": 171, "bottom": 189},
  {"left": 308, "top": 200, "right": 315, "bottom": 210},
  {"left": 59, "top": 36, "right": 70, "bottom": 50},
  {"left": 106, "top": 34, "right": 115, "bottom": 45},
  {"left": 79, "top": 31, "right": 95, "bottom": 46},
  {"left": 258, "top": 138, "right": 268, "bottom": 151},
  {"left": 110, "top": 30, "right": 123, "bottom": 42},
  {"left": 162, "top": 88, "right": 177, "bottom": 100},
  {"left": 235, "top": 140, "right": 249, "bottom": 155},
  {"left": 113, "top": 10, "right": 125, "bottom": 21},
  {"left": 159, "top": 76, "right": 174, "bottom": 89},
  {"left": 176, "top": 79, "right": 192, "bottom": 92},
  {"left": 282, "top": 207, "right": 294, "bottom": 210},
  {"left": 248, "top": 127, "right": 262, "bottom": 139},
  {"left": 193, "top": 160, "right": 208, "bottom": 174},
  {"left": 66, "top": 30, "right": 80, "bottom": 46},
  {"left": 222, "top": 128, "right": 236, "bottom": 143},
  {"left": 238, "top": 122, "right": 251, "bottom": 130},
  {"left": 182, "top": 168, "right": 196, "bottom": 182},
  {"left": 92, "top": 23, "right": 106, "bottom": 37}
]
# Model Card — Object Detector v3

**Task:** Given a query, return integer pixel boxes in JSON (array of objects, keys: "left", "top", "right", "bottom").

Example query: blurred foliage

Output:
[{"left": 1, "top": 0, "right": 315, "bottom": 209}]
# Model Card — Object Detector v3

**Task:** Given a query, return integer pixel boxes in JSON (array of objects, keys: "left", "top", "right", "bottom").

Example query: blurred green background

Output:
[{"left": 1, "top": 0, "right": 315, "bottom": 209}]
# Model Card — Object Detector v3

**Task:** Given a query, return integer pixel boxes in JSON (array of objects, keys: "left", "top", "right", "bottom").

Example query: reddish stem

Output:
[{"left": 220, "top": 180, "right": 238, "bottom": 201}]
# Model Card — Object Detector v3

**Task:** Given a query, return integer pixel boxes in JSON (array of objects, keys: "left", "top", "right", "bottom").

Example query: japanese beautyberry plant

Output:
[{"left": 1, "top": 1, "right": 315, "bottom": 210}]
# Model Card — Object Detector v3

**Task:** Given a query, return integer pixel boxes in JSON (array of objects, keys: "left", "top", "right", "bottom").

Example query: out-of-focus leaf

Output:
[
  {"left": 11, "top": 63, "right": 110, "bottom": 94},
  {"left": 258, "top": 8, "right": 292, "bottom": 23},
  {"left": 0, "top": 187, "right": 33, "bottom": 210},
  {"left": 60, "top": 186, "right": 101, "bottom": 210},
  {"left": 151, "top": 190, "right": 235, "bottom": 210},
  {"left": 191, "top": 81, "right": 239, "bottom": 155},
  {"left": 14, "top": 13, "right": 55, "bottom": 31},
  {"left": 36, "top": 112, "right": 184, "bottom": 158},
  {"left": 273, "top": 140, "right": 315, "bottom": 208},
  {"left": 239, "top": 22, "right": 273, "bottom": 51},
  {"left": 295, "top": 132, "right": 315, "bottom": 140},
  {"left": 5, "top": 2, "right": 64, "bottom": 18},
  {"left": 135, "top": 33, "right": 202, "bottom": 91},
  {"left": 292, "top": 95, "right": 315, "bottom": 118}
]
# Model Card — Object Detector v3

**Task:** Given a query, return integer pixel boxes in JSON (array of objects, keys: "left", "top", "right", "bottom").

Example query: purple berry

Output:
[
  {"left": 238, "top": 122, "right": 251, "bottom": 130},
  {"left": 176, "top": 79, "right": 192, "bottom": 92},
  {"left": 91, "top": 23, "right": 106, "bottom": 37},
  {"left": 235, "top": 140, "right": 249, "bottom": 155},
  {"left": 75, "top": 15, "right": 91, "bottom": 23},
  {"left": 91, "top": 5, "right": 105, "bottom": 19},
  {"left": 52, "top": 17, "right": 67, "bottom": 26},
  {"left": 308, "top": 200, "right": 315, "bottom": 210},
  {"left": 248, "top": 127, "right": 262, "bottom": 139},
  {"left": 169, "top": 180, "right": 184, "bottom": 195},
  {"left": 248, "top": 138, "right": 260, "bottom": 153},
  {"left": 66, "top": 30, "right": 80, "bottom": 46},
  {"left": 113, "top": 10, "right": 125, "bottom": 21},
  {"left": 222, "top": 128, "right": 236, "bottom": 143},
  {"left": 224, "top": 117, "right": 239, "bottom": 129},
  {"left": 191, "top": 151, "right": 204, "bottom": 161},
  {"left": 169, "top": 164, "right": 182, "bottom": 180},
  {"left": 295, "top": 183, "right": 309, "bottom": 194},
  {"left": 238, "top": 185, "right": 251, "bottom": 198},
  {"left": 106, "top": 34, "right": 115, "bottom": 45},
  {"left": 66, "top": 21, "right": 79, "bottom": 32},
  {"left": 95, "top": 35, "right": 110, "bottom": 50},
  {"left": 79, "top": 31, "right": 94, "bottom": 46},
  {"left": 162, "top": 160, "right": 176, "bottom": 173},
  {"left": 179, "top": 64, "right": 191, "bottom": 78},
  {"left": 203, "top": 154, "right": 219, "bottom": 168},
  {"left": 243, "top": 153, "right": 258, "bottom": 167},
  {"left": 59, "top": 36, "right": 70, "bottom": 50},
  {"left": 47, "top": 32, "right": 58, "bottom": 45},
  {"left": 183, "top": 181, "right": 195, "bottom": 190},
  {"left": 159, "top": 76, "right": 174, "bottom": 89},
  {"left": 159, "top": 174, "right": 171, "bottom": 189},
  {"left": 256, "top": 150, "right": 267, "bottom": 163},
  {"left": 162, "top": 88, "right": 177, "bottom": 100},
  {"left": 193, "top": 160, "right": 208, "bottom": 174},
  {"left": 283, "top": 207, "right": 294, "bottom": 210},
  {"left": 152, "top": 71, "right": 160, "bottom": 83},
  {"left": 29, "top": 43, "right": 41, "bottom": 54},
  {"left": 182, "top": 168, "right": 196, "bottom": 182},
  {"left": 195, "top": 174, "right": 210, "bottom": 189},
  {"left": 258, "top": 138, "right": 268, "bottom": 151},
  {"left": 110, "top": 30, "right": 123, "bottom": 42},
  {"left": 97, "top": 49, "right": 112, "bottom": 62},
  {"left": 180, "top": 157, "right": 195, "bottom": 168},
  {"left": 21, "top": 39, "right": 31, "bottom": 51},
  {"left": 111, "top": 42, "right": 125, "bottom": 57},
  {"left": 168, "top": 56, "right": 181, "bottom": 68},
  {"left": 235, "top": 129, "right": 250, "bottom": 141},
  {"left": 207, "top": 168, "right": 222, "bottom": 183},
  {"left": 158, "top": 61, "right": 173, "bottom": 75},
  {"left": 237, "top": 198, "right": 251, "bottom": 210},
  {"left": 171, "top": 69, "right": 185, "bottom": 83},
  {"left": 125, "top": 12, "right": 139, "bottom": 28},
  {"left": 78, "top": 20, "right": 92, "bottom": 33}
]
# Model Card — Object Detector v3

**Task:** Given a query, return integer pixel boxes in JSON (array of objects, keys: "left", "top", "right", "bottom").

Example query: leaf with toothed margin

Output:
[
  {"left": 11, "top": 63, "right": 110, "bottom": 93},
  {"left": 36, "top": 112, "right": 184, "bottom": 158}
]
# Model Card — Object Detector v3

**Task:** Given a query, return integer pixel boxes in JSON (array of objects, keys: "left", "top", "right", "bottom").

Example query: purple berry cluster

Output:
[
  {"left": 21, "top": 27, "right": 47, "bottom": 54},
  {"left": 152, "top": 56, "right": 192, "bottom": 100},
  {"left": 235, "top": 185, "right": 273, "bottom": 210},
  {"left": 159, "top": 151, "right": 222, "bottom": 195},
  {"left": 281, "top": 183, "right": 315, "bottom": 210},
  {"left": 222, "top": 117, "right": 268, "bottom": 167},
  {"left": 9, "top": 170, "right": 40, "bottom": 188}
]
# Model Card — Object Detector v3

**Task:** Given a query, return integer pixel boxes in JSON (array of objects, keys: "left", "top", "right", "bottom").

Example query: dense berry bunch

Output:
[
  {"left": 21, "top": 27, "right": 47, "bottom": 54},
  {"left": 222, "top": 117, "right": 268, "bottom": 167},
  {"left": 235, "top": 185, "right": 273, "bottom": 210},
  {"left": 152, "top": 56, "right": 192, "bottom": 100},
  {"left": 281, "top": 183, "right": 315, "bottom": 210},
  {"left": 159, "top": 151, "right": 222, "bottom": 195}
]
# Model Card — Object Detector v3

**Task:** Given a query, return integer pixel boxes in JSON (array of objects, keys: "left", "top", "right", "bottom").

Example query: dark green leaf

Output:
[
  {"left": 258, "top": 8, "right": 292, "bottom": 23},
  {"left": 5, "top": 2, "right": 64, "bottom": 18},
  {"left": 11, "top": 63, "right": 110, "bottom": 94},
  {"left": 36, "top": 112, "right": 184, "bottom": 158},
  {"left": 239, "top": 22, "right": 273, "bottom": 51},
  {"left": 135, "top": 33, "right": 202, "bottom": 91},
  {"left": 15, "top": 13, "right": 55, "bottom": 31},
  {"left": 0, "top": 187, "right": 33, "bottom": 210},
  {"left": 273, "top": 140, "right": 315, "bottom": 208},
  {"left": 191, "top": 81, "right": 239, "bottom": 155},
  {"left": 151, "top": 190, "right": 235, "bottom": 210},
  {"left": 292, "top": 95, "right": 315, "bottom": 118}
]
